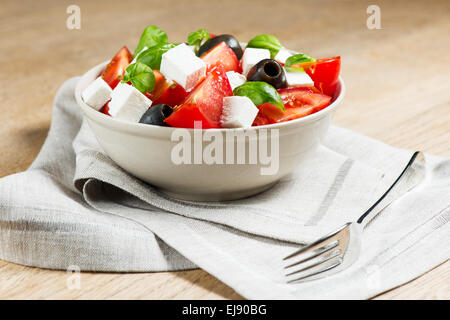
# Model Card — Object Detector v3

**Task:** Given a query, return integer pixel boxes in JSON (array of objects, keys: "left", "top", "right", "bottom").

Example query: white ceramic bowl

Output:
[{"left": 75, "top": 61, "right": 344, "bottom": 201}]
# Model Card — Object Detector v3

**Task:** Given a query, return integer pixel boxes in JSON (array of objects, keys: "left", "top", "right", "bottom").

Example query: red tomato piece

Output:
[
  {"left": 143, "top": 70, "right": 188, "bottom": 107},
  {"left": 279, "top": 87, "right": 331, "bottom": 117},
  {"left": 278, "top": 87, "right": 330, "bottom": 108},
  {"left": 252, "top": 113, "right": 272, "bottom": 126},
  {"left": 152, "top": 82, "right": 188, "bottom": 107},
  {"left": 252, "top": 103, "right": 279, "bottom": 126},
  {"left": 100, "top": 101, "right": 111, "bottom": 116},
  {"left": 200, "top": 42, "right": 240, "bottom": 73},
  {"left": 144, "top": 70, "right": 170, "bottom": 102},
  {"left": 291, "top": 56, "right": 341, "bottom": 96},
  {"left": 252, "top": 88, "right": 332, "bottom": 125},
  {"left": 101, "top": 46, "right": 133, "bottom": 89},
  {"left": 255, "top": 102, "right": 314, "bottom": 125},
  {"left": 164, "top": 65, "right": 232, "bottom": 128}
]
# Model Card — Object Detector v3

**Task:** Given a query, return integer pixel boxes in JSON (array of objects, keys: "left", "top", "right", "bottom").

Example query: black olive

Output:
[
  {"left": 246, "top": 59, "right": 287, "bottom": 89},
  {"left": 139, "top": 104, "right": 173, "bottom": 126},
  {"left": 197, "top": 34, "right": 243, "bottom": 60}
]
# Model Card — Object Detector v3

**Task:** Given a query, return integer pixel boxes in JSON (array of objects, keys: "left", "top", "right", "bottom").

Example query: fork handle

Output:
[{"left": 356, "top": 151, "right": 425, "bottom": 225}]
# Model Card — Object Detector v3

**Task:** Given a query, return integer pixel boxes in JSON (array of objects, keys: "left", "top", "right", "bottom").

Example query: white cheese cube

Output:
[
  {"left": 284, "top": 68, "right": 314, "bottom": 87},
  {"left": 131, "top": 46, "right": 148, "bottom": 64},
  {"left": 226, "top": 71, "right": 246, "bottom": 90},
  {"left": 221, "top": 96, "right": 259, "bottom": 128},
  {"left": 81, "top": 77, "right": 112, "bottom": 111},
  {"left": 108, "top": 82, "right": 152, "bottom": 122},
  {"left": 160, "top": 43, "right": 206, "bottom": 91},
  {"left": 274, "top": 48, "right": 293, "bottom": 64},
  {"left": 241, "top": 48, "right": 270, "bottom": 76}
]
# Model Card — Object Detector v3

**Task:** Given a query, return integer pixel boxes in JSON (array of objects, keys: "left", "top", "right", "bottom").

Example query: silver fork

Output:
[{"left": 283, "top": 151, "right": 425, "bottom": 283}]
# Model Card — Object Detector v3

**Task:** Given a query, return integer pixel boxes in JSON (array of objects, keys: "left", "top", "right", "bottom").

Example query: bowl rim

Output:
[{"left": 75, "top": 60, "right": 345, "bottom": 135}]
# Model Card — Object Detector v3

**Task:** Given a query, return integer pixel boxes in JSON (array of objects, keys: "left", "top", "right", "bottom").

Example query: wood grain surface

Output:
[{"left": 0, "top": 0, "right": 449, "bottom": 299}]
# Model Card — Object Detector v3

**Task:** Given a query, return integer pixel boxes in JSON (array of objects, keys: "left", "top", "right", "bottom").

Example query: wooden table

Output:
[{"left": 0, "top": 0, "right": 448, "bottom": 299}]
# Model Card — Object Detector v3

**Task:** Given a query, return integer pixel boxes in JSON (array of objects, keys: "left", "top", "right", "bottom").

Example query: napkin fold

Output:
[{"left": 0, "top": 77, "right": 448, "bottom": 299}]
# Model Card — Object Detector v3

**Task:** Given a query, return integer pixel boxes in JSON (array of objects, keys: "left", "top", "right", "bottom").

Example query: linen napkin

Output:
[{"left": 0, "top": 77, "right": 448, "bottom": 299}]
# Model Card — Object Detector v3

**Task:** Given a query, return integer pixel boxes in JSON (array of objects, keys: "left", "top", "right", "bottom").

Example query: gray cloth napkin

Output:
[{"left": 0, "top": 77, "right": 449, "bottom": 299}]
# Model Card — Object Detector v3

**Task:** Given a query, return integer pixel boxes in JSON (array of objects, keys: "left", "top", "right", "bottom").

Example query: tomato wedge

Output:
[
  {"left": 152, "top": 82, "right": 188, "bottom": 107},
  {"left": 142, "top": 70, "right": 188, "bottom": 106},
  {"left": 278, "top": 87, "right": 330, "bottom": 108},
  {"left": 144, "top": 70, "right": 169, "bottom": 101},
  {"left": 253, "top": 103, "right": 284, "bottom": 125},
  {"left": 291, "top": 56, "right": 340, "bottom": 96},
  {"left": 164, "top": 65, "right": 232, "bottom": 128},
  {"left": 252, "top": 87, "right": 332, "bottom": 125},
  {"left": 252, "top": 113, "right": 272, "bottom": 126},
  {"left": 100, "top": 101, "right": 111, "bottom": 116},
  {"left": 200, "top": 42, "right": 240, "bottom": 73},
  {"left": 101, "top": 46, "right": 133, "bottom": 89}
]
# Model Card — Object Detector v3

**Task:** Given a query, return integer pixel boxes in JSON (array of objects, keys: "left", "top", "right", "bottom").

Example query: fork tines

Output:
[{"left": 283, "top": 223, "right": 351, "bottom": 283}]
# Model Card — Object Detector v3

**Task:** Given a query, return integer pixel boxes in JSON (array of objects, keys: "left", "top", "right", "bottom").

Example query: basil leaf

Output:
[
  {"left": 233, "top": 82, "right": 284, "bottom": 111},
  {"left": 187, "top": 28, "right": 210, "bottom": 53},
  {"left": 247, "top": 34, "right": 282, "bottom": 59},
  {"left": 285, "top": 53, "right": 316, "bottom": 68},
  {"left": 137, "top": 43, "right": 178, "bottom": 70},
  {"left": 122, "top": 62, "right": 155, "bottom": 93},
  {"left": 134, "top": 25, "right": 168, "bottom": 57},
  {"left": 284, "top": 66, "right": 308, "bottom": 73}
]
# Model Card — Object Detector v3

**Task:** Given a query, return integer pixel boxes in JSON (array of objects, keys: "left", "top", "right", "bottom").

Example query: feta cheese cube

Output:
[
  {"left": 241, "top": 48, "right": 270, "bottom": 76},
  {"left": 160, "top": 43, "right": 206, "bottom": 91},
  {"left": 226, "top": 71, "right": 246, "bottom": 90},
  {"left": 220, "top": 96, "right": 259, "bottom": 128},
  {"left": 108, "top": 82, "right": 152, "bottom": 122},
  {"left": 131, "top": 46, "right": 148, "bottom": 64},
  {"left": 81, "top": 77, "right": 112, "bottom": 111},
  {"left": 284, "top": 68, "right": 314, "bottom": 87},
  {"left": 274, "top": 48, "right": 293, "bottom": 64}
]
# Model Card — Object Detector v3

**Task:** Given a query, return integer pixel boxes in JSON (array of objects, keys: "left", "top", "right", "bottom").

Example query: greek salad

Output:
[{"left": 82, "top": 26, "right": 341, "bottom": 128}]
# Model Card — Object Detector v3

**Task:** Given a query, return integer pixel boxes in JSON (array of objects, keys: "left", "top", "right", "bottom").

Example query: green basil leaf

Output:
[
  {"left": 246, "top": 34, "right": 282, "bottom": 59},
  {"left": 284, "top": 66, "right": 306, "bottom": 73},
  {"left": 137, "top": 43, "right": 178, "bottom": 70},
  {"left": 233, "top": 81, "right": 284, "bottom": 111},
  {"left": 187, "top": 28, "right": 210, "bottom": 53},
  {"left": 285, "top": 53, "right": 316, "bottom": 68},
  {"left": 134, "top": 25, "right": 168, "bottom": 57},
  {"left": 122, "top": 62, "right": 155, "bottom": 93}
]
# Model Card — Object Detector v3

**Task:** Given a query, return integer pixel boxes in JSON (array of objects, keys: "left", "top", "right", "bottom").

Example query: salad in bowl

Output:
[
  {"left": 81, "top": 25, "right": 341, "bottom": 129},
  {"left": 76, "top": 26, "right": 343, "bottom": 201}
]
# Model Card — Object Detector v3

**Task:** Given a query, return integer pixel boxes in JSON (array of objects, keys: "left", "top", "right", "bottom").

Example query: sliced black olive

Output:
[
  {"left": 197, "top": 34, "right": 243, "bottom": 59},
  {"left": 246, "top": 59, "right": 287, "bottom": 89},
  {"left": 139, "top": 104, "right": 173, "bottom": 126}
]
